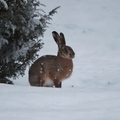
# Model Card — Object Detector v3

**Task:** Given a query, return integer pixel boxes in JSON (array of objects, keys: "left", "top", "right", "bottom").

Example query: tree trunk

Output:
[{"left": 0, "top": 78, "right": 14, "bottom": 84}]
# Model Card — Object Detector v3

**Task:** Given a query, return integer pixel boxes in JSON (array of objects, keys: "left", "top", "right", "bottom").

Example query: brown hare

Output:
[{"left": 29, "top": 31, "right": 75, "bottom": 88}]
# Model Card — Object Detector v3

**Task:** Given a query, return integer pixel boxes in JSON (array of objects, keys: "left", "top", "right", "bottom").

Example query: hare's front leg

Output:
[{"left": 54, "top": 81, "right": 62, "bottom": 88}]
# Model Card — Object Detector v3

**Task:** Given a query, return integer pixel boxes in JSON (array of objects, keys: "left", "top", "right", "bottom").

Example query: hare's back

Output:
[{"left": 29, "top": 55, "right": 56, "bottom": 74}]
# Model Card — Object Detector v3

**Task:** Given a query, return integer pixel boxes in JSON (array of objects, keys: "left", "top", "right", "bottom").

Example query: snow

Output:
[
  {"left": 0, "top": 0, "right": 120, "bottom": 120},
  {"left": 0, "top": 0, "right": 8, "bottom": 10},
  {"left": 12, "top": 40, "right": 35, "bottom": 61},
  {"left": 0, "top": 85, "right": 120, "bottom": 120}
]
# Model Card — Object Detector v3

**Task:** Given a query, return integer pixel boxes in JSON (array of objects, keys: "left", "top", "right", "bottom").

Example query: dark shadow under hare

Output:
[{"left": 29, "top": 31, "right": 75, "bottom": 88}]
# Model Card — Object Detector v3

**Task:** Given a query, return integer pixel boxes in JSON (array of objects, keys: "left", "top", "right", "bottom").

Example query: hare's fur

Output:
[{"left": 29, "top": 31, "right": 75, "bottom": 88}]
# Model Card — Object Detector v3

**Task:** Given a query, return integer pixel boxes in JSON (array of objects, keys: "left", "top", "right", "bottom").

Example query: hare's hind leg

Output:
[
  {"left": 54, "top": 81, "right": 62, "bottom": 88},
  {"left": 29, "top": 75, "right": 40, "bottom": 86}
]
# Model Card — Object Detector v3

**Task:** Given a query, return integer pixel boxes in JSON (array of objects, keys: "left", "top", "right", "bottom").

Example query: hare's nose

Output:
[
  {"left": 69, "top": 53, "right": 75, "bottom": 59},
  {"left": 72, "top": 54, "right": 75, "bottom": 58},
  {"left": 72, "top": 51, "right": 75, "bottom": 58}
]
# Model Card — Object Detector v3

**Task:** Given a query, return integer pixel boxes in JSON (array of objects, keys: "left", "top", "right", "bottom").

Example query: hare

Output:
[{"left": 29, "top": 31, "right": 75, "bottom": 88}]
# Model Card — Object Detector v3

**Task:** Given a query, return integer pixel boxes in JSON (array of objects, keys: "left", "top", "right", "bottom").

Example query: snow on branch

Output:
[{"left": 0, "top": 0, "right": 8, "bottom": 10}]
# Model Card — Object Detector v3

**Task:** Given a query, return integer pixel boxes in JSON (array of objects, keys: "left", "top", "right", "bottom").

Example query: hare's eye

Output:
[
  {"left": 68, "top": 52, "right": 72, "bottom": 57},
  {"left": 61, "top": 47, "right": 67, "bottom": 53}
]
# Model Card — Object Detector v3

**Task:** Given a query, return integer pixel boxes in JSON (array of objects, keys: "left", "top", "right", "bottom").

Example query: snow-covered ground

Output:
[{"left": 0, "top": 0, "right": 120, "bottom": 120}]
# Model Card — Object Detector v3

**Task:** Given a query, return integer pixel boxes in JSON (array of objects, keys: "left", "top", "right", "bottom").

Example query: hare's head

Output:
[{"left": 52, "top": 31, "right": 75, "bottom": 59}]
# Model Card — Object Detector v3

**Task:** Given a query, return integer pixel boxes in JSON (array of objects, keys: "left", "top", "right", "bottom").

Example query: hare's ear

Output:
[
  {"left": 52, "top": 31, "right": 62, "bottom": 49},
  {"left": 60, "top": 32, "right": 66, "bottom": 45}
]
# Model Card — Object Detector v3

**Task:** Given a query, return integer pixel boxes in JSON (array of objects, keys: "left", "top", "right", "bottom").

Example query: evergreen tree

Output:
[{"left": 0, "top": 0, "right": 60, "bottom": 84}]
